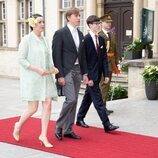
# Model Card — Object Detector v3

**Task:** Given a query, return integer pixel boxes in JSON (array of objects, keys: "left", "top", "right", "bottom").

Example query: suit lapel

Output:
[
  {"left": 87, "top": 33, "right": 96, "bottom": 52},
  {"left": 78, "top": 30, "right": 83, "bottom": 43},
  {"left": 77, "top": 29, "right": 84, "bottom": 54}
]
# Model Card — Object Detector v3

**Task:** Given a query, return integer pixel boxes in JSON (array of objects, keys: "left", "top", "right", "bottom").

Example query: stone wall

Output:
[
  {"left": 126, "top": 58, "right": 158, "bottom": 98},
  {"left": 0, "top": 49, "right": 19, "bottom": 78}
]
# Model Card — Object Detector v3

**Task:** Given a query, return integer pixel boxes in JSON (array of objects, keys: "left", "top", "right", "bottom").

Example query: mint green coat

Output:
[{"left": 18, "top": 32, "right": 57, "bottom": 101}]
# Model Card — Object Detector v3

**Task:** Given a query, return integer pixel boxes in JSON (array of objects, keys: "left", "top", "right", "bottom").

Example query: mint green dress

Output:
[{"left": 18, "top": 32, "right": 57, "bottom": 101}]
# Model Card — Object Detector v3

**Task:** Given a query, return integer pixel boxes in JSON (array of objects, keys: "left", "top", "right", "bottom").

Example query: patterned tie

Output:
[{"left": 95, "top": 35, "right": 99, "bottom": 54}]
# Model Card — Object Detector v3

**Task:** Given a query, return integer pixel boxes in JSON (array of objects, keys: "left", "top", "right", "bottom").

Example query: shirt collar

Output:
[
  {"left": 67, "top": 23, "right": 78, "bottom": 33},
  {"left": 89, "top": 30, "right": 98, "bottom": 38},
  {"left": 102, "top": 28, "right": 110, "bottom": 36}
]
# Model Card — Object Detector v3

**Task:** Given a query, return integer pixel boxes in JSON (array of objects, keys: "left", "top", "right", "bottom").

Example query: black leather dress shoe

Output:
[
  {"left": 55, "top": 132, "right": 62, "bottom": 140},
  {"left": 55, "top": 128, "right": 62, "bottom": 140},
  {"left": 107, "top": 109, "right": 114, "bottom": 114},
  {"left": 104, "top": 124, "right": 119, "bottom": 132},
  {"left": 105, "top": 107, "right": 114, "bottom": 115},
  {"left": 76, "top": 120, "right": 89, "bottom": 128},
  {"left": 105, "top": 109, "right": 110, "bottom": 115},
  {"left": 64, "top": 132, "right": 81, "bottom": 139}
]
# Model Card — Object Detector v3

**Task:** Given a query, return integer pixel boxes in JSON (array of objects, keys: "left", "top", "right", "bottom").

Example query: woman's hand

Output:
[
  {"left": 29, "top": 65, "right": 48, "bottom": 76},
  {"left": 52, "top": 66, "right": 59, "bottom": 74},
  {"left": 47, "top": 66, "right": 59, "bottom": 74},
  {"left": 37, "top": 68, "right": 49, "bottom": 76}
]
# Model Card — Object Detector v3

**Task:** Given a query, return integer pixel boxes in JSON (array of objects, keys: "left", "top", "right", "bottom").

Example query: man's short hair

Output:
[
  {"left": 65, "top": 8, "right": 80, "bottom": 21},
  {"left": 100, "top": 14, "right": 113, "bottom": 22}
]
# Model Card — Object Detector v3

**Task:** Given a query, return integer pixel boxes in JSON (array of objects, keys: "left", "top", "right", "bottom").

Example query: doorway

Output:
[{"left": 104, "top": 0, "right": 133, "bottom": 58}]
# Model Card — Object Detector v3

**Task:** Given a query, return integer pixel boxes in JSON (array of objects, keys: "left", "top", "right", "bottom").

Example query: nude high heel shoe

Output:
[
  {"left": 13, "top": 122, "right": 20, "bottom": 141},
  {"left": 38, "top": 135, "right": 53, "bottom": 148}
]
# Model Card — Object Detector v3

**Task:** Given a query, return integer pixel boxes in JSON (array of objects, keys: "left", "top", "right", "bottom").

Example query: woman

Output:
[{"left": 13, "top": 14, "right": 59, "bottom": 148}]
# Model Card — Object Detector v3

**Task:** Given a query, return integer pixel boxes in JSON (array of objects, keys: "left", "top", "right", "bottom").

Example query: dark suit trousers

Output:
[{"left": 77, "top": 83, "right": 110, "bottom": 127}]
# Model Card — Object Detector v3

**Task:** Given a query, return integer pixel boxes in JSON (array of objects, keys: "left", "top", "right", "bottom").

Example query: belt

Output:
[
  {"left": 107, "top": 52, "right": 114, "bottom": 57},
  {"left": 107, "top": 52, "right": 119, "bottom": 74}
]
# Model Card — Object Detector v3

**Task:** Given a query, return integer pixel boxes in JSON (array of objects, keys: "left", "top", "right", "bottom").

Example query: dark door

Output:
[{"left": 104, "top": 1, "right": 133, "bottom": 58}]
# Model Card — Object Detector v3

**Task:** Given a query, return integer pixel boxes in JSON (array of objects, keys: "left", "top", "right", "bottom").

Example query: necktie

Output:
[
  {"left": 95, "top": 35, "right": 99, "bottom": 54},
  {"left": 107, "top": 32, "right": 111, "bottom": 51},
  {"left": 107, "top": 32, "right": 111, "bottom": 42}
]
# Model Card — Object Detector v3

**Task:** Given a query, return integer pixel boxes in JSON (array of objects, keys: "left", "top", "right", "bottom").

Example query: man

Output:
[
  {"left": 76, "top": 15, "right": 119, "bottom": 132},
  {"left": 99, "top": 14, "right": 119, "bottom": 115},
  {"left": 52, "top": 8, "right": 88, "bottom": 140}
]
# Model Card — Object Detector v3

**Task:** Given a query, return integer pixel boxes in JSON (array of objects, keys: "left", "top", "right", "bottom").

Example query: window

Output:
[
  {"left": 28, "top": 0, "right": 33, "bottom": 17},
  {"left": 0, "top": 1, "right": 7, "bottom": 46},
  {"left": 20, "top": 23, "right": 25, "bottom": 39},
  {"left": 75, "top": 0, "right": 84, "bottom": 7},
  {"left": 18, "top": 0, "right": 34, "bottom": 42},
  {"left": 19, "top": 0, "right": 24, "bottom": 19},
  {"left": 62, "top": 0, "right": 71, "bottom": 8},
  {"left": 2, "top": 23, "right": 7, "bottom": 46},
  {"left": 78, "top": 10, "right": 84, "bottom": 32},
  {"left": 2, "top": 1, "right": 5, "bottom": 20}
]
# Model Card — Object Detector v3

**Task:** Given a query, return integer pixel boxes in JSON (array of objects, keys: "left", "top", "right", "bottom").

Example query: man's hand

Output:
[
  {"left": 88, "top": 80, "right": 94, "bottom": 87},
  {"left": 83, "top": 74, "right": 89, "bottom": 85},
  {"left": 103, "top": 77, "right": 109, "bottom": 84},
  {"left": 58, "top": 77, "right": 65, "bottom": 86}
]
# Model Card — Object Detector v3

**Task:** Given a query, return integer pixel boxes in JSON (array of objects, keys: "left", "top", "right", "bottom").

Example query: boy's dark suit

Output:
[{"left": 76, "top": 33, "right": 111, "bottom": 128}]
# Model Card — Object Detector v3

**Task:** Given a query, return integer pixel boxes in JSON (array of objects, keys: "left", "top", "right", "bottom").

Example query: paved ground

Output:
[{"left": 0, "top": 77, "right": 158, "bottom": 158}]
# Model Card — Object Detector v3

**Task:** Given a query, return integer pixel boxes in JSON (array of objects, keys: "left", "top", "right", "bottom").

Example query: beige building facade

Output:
[{"left": 0, "top": 0, "right": 158, "bottom": 80}]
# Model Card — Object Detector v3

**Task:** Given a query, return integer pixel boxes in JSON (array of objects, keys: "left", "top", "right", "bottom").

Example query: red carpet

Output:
[{"left": 0, "top": 117, "right": 158, "bottom": 158}]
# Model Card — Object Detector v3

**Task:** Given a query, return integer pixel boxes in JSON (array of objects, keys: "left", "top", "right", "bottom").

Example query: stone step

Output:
[{"left": 79, "top": 72, "right": 128, "bottom": 95}]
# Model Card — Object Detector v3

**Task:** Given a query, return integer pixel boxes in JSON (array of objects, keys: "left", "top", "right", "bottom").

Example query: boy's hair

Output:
[
  {"left": 65, "top": 8, "right": 80, "bottom": 21},
  {"left": 86, "top": 15, "right": 100, "bottom": 26}
]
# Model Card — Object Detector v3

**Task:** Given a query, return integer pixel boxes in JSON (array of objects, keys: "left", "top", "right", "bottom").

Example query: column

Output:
[
  {"left": 45, "top": 0, "right": 59, "bottom": 46},
  {"left": 85, "top": 0, "right": 97, "bottom": 32},
  {"left": 86, "top": 0, "right": 97, "bottom": 17},
  {"left": 133, "top": 0, "right": 143, "bottom": 39},
  {"left": 7, "top": 0, "right": 18, "bottom": 47},
  {"left": 97, "top": 0, "right": 104, "bottom": 18}
]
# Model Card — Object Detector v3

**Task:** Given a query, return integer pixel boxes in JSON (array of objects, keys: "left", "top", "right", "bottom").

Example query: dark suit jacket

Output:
[
  {"left": 52, "top": 25, "right": 87, "bottom": 79},
  {"left": 84, "top": 33, "right": 109, "bottom": 83}
]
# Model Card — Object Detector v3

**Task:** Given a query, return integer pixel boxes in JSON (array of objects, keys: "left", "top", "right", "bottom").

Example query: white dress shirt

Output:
[
  {"left": 67, "top": 23, "right": 80, "bottom": 65},
  {"left": 102, "top": 28, "right": 110, "bottom": 38},
  {"left": 67, "top": 23, "right": 80, "bottom": 51},
  {"left": 89, "top": 30, "right": 99, "bottom": 50}
]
